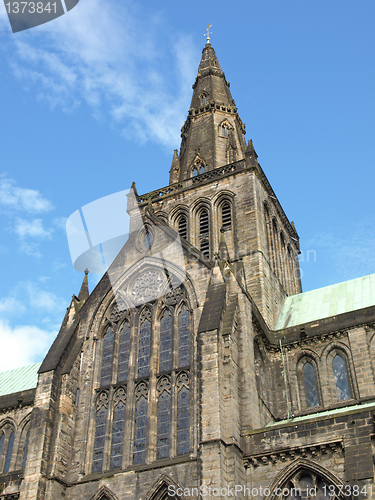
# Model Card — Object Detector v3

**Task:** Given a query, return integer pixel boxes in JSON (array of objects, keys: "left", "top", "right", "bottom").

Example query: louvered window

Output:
[
  {"left": 178, "top": 215, "right": 187, "bottom": 240},
  {"left": 221, "top": 202, "right": 231, "bottom": 229},
  {"left": 200, "top": 209, "right": 209, "bottom": 257}
]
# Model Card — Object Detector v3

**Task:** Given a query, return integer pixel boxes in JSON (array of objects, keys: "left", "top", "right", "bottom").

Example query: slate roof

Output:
[
  {"left": 0, "top": 362, "right": 42, "bottom": 396},
  {"left": 275, "top": 274, "right": 375, "bottom": 330}
]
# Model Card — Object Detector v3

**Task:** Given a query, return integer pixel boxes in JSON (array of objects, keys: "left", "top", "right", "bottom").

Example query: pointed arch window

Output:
[
  {"left": 21, "top": 429, "right": 30, "bottom": 470},
  {"left": 156, "top": 377, "right": 171, "bottom": 460},
  {"left": 177, "top": 373, "right": 190, "bottom": 455},
  {"left": 133, "top": 383, "right": 148, "bottom": 465},
  {"left": 178, "top": 214, "right": 187, "bottom": 240},
  {"left": 333, "top": 355, "right": 351, "bottom": 401},
  {"left": 199, "top": 209, "right": 210, "bottom": 257},
  {"left": 221, "top": 201, "right": 232, "bottom": 230},
  {"left": 117, "top": 321, "right": 131, "bottom": 382},
  {"left": 3, "top": 430, "right": 14, "bottom": 473},
  {"left": 100, "top": 327, "right": 114, "bottom": 386},
  {"left": 221, "top": 124, "right": 229, "bottom": 137},
  {"left": 192, "top": 167, "right": 198, "bottom": 177},
  {"left": 110, "top": 388, "right": 126, "bottom": 469},
  {"left": 178, "top": 306, "right": 190, "bottom": 368},
  {"left": 92, "top": 392, "right": 109, "bottom": 473},
  {"left": 92, "top": 284, "right": 192, "bottom": 472},
  {"left": 159, "top": 310, "right": 172, "bottom": 372},
  {"left": 303, "top": 362, "right": 319, "bottom": 408},
  {"left": 138, "top": 313, "right": 152, "bottom": 378}
]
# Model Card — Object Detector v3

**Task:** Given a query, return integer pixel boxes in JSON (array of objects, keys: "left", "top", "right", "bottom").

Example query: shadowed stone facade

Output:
[{"left": 1, "top": 41, "right": 375, "bottom": 500}]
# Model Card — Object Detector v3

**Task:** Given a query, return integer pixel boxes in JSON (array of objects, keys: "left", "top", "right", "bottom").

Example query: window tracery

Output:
[{"left": 92, "top": 282, "right": 192, "bottom": 471}]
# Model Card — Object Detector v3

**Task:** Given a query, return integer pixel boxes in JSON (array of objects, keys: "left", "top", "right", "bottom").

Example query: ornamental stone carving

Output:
[{"left": 131, "top": 271, "right": 167, "bottom": 305}]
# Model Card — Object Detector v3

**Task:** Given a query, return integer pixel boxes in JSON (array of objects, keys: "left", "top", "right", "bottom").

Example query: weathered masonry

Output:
[{"left": 1, "top": 39, "right": 375, "bottom": 500}]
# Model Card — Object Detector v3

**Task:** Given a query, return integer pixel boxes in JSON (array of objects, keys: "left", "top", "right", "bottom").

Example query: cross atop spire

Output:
[{"left": 204, "top": 24, "right": 212, "bottom": 45}]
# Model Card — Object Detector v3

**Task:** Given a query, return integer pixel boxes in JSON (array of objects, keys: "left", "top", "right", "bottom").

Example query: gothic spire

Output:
[
  {"left": 77, "top": 268, "right": 89, "bottom": 302},
  {"left": 177, "top": 42, "right": 247, "bottom": 182}
]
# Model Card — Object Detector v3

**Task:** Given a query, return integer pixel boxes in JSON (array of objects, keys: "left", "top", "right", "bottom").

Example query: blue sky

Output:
[{"left": 0, "top": 0, "right": 374, "bottom": 369}]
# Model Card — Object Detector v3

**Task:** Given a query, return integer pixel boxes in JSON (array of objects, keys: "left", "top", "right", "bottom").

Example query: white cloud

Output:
[
  {"left": 24, "top": 282, "right": 65, "bottom": 312},
  {"left": 5, "top": 0, "right": 198, "bottom": 148},
  {"left": 0, "top": 297, "right": 25, "bottom": 315},
  {"left": 0, "top": 177, "right": 53, "bottom": 213},
  {"left": 0, "top": 319, "right": 56, "bottom": 370},
  {"left": 14, "top": 218, "right": 53, "bottom": 239}
]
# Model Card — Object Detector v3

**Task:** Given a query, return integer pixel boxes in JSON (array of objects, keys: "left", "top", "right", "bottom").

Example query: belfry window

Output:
[
  {"left": 333, "top": 354, "right": 351, "bottom": 401},
  {"left": 178, "top": 214, "right": 187, "bottom": 240},
  {"left": 200, "top": 93, "right": 208, "bottom": 106},
  {"left": 199, "top": 209, "right": 210, "bottom": 257},
  {"left": 221, "top": 202, "right": 232, "bottom": 229},
  {"left": 222, "top": 124, "right": 229, "bottom": 137},
  {"left": 303, "top": 362, "right": 319, "bottom": 407},
  {"left": 92, "top": 285, "right": 191, "bottom": 471}
]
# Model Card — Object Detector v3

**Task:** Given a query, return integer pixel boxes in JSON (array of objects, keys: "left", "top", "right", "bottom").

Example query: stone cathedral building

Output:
[{"left": 1, "top": 39, "right": 375, "bottom": 500}]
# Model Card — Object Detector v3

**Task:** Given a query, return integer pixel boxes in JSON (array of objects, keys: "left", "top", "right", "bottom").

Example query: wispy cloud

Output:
[
  {"left": 14, "top": 218, "right": 53, "bottom": 239},
  {"left": 4, "top": 0, "right": 198, "bottom": 148},
  {"left": 0, "top": 177, "right": 53, "bottom": 213},
  {"left": 0, "top": 319, "right": 56, "bottom": 370}
]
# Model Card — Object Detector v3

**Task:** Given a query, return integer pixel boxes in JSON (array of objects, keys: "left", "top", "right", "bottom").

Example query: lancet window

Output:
[
  {"left": 177, "top": 214, "right": 188, "bottom": 240},
  {"left": 0, "top": 424, "right": 16, "bottom": 474},
  {"left": 221, "top": 201, "right": 232, "bottom": 230},
  {"left": 303, "top": 362, "right": 319, "bottom": 408},
  {"left": 92, "top": 284, "right": 192, "bottom": 472},
  {"left": 333, "top": 354, "right": 351, "bottom": 401},
  {"left": 199, "top": 208, "right": 210, "bottom": 257}
]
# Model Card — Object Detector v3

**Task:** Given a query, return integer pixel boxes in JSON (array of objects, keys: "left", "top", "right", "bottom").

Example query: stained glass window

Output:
[
  {"left": 0, "top": 432, "right": 4, "bottom": 462},
  {"left": 157, "top": 389, "right": 171, "bottom": 459},
  {"left": 178, "top": 306, "right": 190, "bottom": 367},
  {"left": 177, "top": 386, "right": 190, "bottom": 455},
  {"left": 333, "top": 355, "right": 351, "bottom": 401},
  {"left": 92, "top": 406, "right": 107, "bottom": 473},
  {"left": 110, "top": 400, "right": 126, "bottom": 469},
  {"left": 100, "top": 327, "right": 114, "bottom": 386},
  {"left": 303, "top": 362, "right": 319, "bottom": 407},
  {"left": 117, "top": 322, "right": 131, "bottom": 382},
  {"left": 3, "top": 430, "right": 14, "bottom": 473},
  {"left": 159, "top": 311, "right": 172, "bottom": 372},
  {"left": 133, "top": 395, "right": 148, "bottom": 464},
  {"left": 138, "top": 319, "right": 151, "bottom": 378},
  {"left": 21, "top": 430, "right": 30, "bottom": 470}
]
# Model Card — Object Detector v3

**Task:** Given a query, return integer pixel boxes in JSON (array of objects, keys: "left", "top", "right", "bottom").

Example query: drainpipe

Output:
[{"left": 279, "top": 338, "right": 290, "bottom": 419}]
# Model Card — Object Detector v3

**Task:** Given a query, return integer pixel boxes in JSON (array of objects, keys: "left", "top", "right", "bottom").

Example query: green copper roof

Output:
[
  {"left": 0, "top": 362, "right": 42, "bottom": 396},
  {"left": 275, "top": 274, "right": 375, "bottom": 330}
]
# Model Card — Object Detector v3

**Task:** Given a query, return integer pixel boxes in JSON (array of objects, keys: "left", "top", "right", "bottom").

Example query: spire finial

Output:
[{"left": 204, "top": 24, "right": 212, "bottom": 44}]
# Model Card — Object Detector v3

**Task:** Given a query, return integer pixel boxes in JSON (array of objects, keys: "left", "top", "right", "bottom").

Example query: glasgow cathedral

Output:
[{"left": 1, "top": 38, "right": 375, "bottom": 500}]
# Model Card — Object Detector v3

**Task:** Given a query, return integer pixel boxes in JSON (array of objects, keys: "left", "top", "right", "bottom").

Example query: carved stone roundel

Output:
[{"left": 131, "top": 271, "right": 166, "bottom": 305}]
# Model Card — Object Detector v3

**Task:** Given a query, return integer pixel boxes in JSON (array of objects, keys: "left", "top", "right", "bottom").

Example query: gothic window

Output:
[
  {"left": 178, "top": 214, "right": 187, "bottom": 240},
  {"left": 178, "top": 306, "right": 190, "bottom": 367},
  {"left": 100, "top": 327, "right": 114, "bottom": 386},
  {"left": 21, "top": 429, "right": 30, "bottom": 470},
  {"left": 200, "top": 164, "right": 205, "bottom": 174},
  {"left": 200, "top": 93, "right": 208, "bottom": 106},
  {"left": 221, "top": 202, "right": 232, "bottom": 230},
  {"left": 192, "top": 167, "right": 198, "bottom": 177},
  {"left": 110, "top": 387, "right": 126, "bottom": 469},
  {"left": 92, "top": 392, "right": 109, "bottom": 473},
  {"left": 303, "top": 362, "right": 319, "bottom": 407},
  {"left": 3, "top": 430, "right": 14, "bottom": 473},
  {"left": 137, "top": 313, "right": 152, "bottom": 378},
  {"left": 156, "top": 377, "right": 172, "bottom": 459},
  {"left": 117, "top": 322, "right": 131, "bottom": 382},
  {"left": 159, "top": 311, "right": 172, "bottom": 372},
  {"left": 333, "top": 354, "right": 351, "bottom": 401},
  {"left": 221, "top": 124, "right": 229, "bottom": 137},
  {"left": 92, "top": 283, "right": 192, "bottom": 472},
  {"left": 133, "top": 383, "right": 148, "bottom": 464},
  {"left": 199, "top": 209, "right": 210, "bottom": 257},
  {"left": 270, "top": 467, "right": 348, "bottom": 500},
  {"left": 0, "top": 432, "right": 4, "bottom": 462},
  {"left": 177, "top": 373, "right": 190, "bottom": 455}
]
